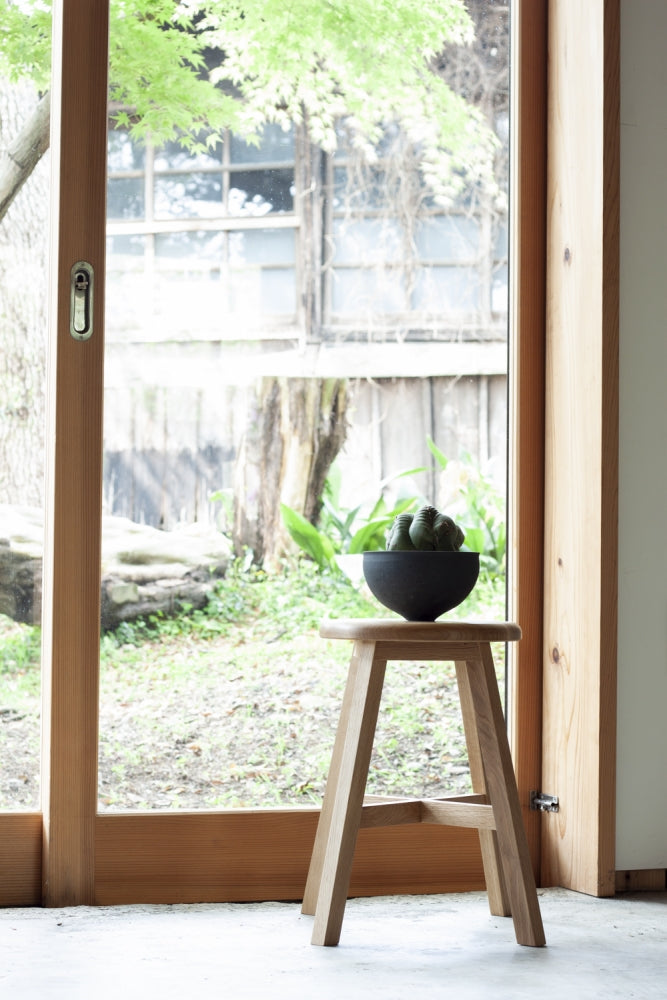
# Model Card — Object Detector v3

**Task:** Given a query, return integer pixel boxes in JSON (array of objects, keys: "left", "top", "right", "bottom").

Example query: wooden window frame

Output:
[{"left": 1, "top": 0, "right": 555, "bottom": 907}]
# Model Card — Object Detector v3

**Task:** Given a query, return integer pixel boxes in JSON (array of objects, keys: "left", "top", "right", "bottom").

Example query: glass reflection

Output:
[
  {"left": 154, "top": 173, "right": 223, "bottom": 219},
  {"left": 230, "top": 123, "right": 294, "bottom": 164}
]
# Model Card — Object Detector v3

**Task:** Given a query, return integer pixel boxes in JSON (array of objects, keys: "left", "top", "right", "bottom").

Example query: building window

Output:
[
  {"left": 106, "top": 117, "right": 507, "bottom": 346},
  {"left": 106, "top": 123, "right": 298, "bottom": 339}
]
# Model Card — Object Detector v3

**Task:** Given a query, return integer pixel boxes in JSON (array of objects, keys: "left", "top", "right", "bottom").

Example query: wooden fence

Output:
[{"left": 102, "top": 373, "right": 507, "bottom": 530}]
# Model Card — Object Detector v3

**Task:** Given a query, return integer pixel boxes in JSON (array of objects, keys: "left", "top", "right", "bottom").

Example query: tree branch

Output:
[{"left": 0, "top": 90, "right": 50, "bottom": 225}]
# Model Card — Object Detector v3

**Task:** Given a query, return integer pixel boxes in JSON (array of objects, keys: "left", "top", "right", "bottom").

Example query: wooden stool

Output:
[{"left": 302, "top": 619, "right": 545, "bottom": 948}]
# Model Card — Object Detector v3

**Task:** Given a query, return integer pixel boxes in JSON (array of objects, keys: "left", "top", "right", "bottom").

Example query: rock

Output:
[
  {"left": 0, "top": 504, "right": 232, "bottom": 630},
  {"left": 0, "top": 507, "right": 43, "bottom": 624}
]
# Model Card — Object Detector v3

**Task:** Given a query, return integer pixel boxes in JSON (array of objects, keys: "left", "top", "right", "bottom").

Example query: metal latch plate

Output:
[{"left": 530, "top": 790, "right": 560, "bottom": 813}]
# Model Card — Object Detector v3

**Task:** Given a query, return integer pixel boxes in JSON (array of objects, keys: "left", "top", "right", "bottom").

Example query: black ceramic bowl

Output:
[{"left": 362, "top": 550, "right": 480, "bottom": 622}]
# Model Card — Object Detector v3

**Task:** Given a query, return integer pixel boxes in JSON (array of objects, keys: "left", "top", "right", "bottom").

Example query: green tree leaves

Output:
[{"left": 0, "top": 0, "right": 497, "bottom": 203}]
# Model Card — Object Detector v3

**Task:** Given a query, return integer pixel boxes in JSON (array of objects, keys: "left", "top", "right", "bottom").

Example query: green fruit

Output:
[
  {"left": 386, "top": 513, "right": 416, "bottom": 550},
  {"left": 408, "top": 505, "right": 439, "bottom": 550},
  {"left": 386, "top": 504, "right": 465, "bottom": 552},
  {"left": 433, "top": 513, "right": 465, "bottom": 551}
]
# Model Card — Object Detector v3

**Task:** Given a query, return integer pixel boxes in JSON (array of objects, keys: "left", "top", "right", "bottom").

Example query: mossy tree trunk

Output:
[{"left": 233, "top": 377, "right": 348, "bottom": 568}]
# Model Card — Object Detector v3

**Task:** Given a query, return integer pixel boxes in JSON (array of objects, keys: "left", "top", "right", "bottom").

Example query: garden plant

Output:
[{"left": 1, "top": 451, "right": 506, "bottom": 813}]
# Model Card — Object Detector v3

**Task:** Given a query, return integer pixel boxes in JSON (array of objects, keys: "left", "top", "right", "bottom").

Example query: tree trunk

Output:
[
  {"left": 0, "top": 90, "right": 50, "bottom": 224},
  {"left": 0, "top": 81, "right": 50, "bottom": 506},
  {"left": 233, "top": 377, "right": 349, "bottom": 568}
]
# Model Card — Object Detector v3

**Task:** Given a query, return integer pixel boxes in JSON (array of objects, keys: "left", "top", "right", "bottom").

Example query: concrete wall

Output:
[{"left": 616, "top": 0, "right": 667, "bottom": 868}]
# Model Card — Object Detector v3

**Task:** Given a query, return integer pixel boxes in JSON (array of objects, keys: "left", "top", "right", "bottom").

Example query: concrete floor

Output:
[{"left": 1, "top": 888, "right": 666, "bottom": 999}]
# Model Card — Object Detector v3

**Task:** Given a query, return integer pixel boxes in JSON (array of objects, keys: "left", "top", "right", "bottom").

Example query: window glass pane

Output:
[
  {"left": 260, "top": 269, "right": 296, "bottom": 314},
  {"left": 105, "top": 234, "right": 147, "bottom": 335},
  {"left": 154, "top": 173, "right": 223, "bottom": 219},
  {"left": 228, "top": 230, "right": 296, "bottom": 315},
  {"left": 494, "top": 220, "right": 508, "bottom": 259},
  {"left": 412, "top": 266, "right": 481, "bottom": 313},
  {"left": 228, "top": 169, "right": 294, "bottom": 216},
  {"left": 492, "top": 263, "right": 508, "bottom": 313},
  {"left": 333, "top": 166, "right": 390, "bottom": 211},
  {"left": 155, "top": 230, "right": 224, "bottom": 262},
  {"left": 108, "top": 129, "right": 145, "bottom": 171},
  {"left": 153, "top": 136, "right": 222, "bottom": 172},
  {"left": 332, "top": 219, "right": 403, "bottom": 265},
  {"left": 230, "top": 123, "right": 294, "bottom": 164},
  {"left": 152, "top": 231, "right": 225, "bottom": 331},
  {"left": 229, "top": 267, "right": 296, "bottom": 316},
  {"left": 332, "top": 269, "right": 406, "bottom": 314},
  {"left": 107, "top": 177, "right": 145, "bottom": 220},
  {"left": 414, "top": 217, "right": 480, "bottom": 262},
  {"left": 229, "top": 228, "right": 295, "bottom": 266},
  {"left": 1, "top": 79, "right": 48, "bottom": 811},
  {"left": 100, "top": 0, "right": 510, "bottom": 815}
]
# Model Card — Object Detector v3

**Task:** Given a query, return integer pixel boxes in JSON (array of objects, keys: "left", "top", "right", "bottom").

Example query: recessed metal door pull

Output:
[{"left": 70, "top": 261, "right": 94, "bottom": 340}]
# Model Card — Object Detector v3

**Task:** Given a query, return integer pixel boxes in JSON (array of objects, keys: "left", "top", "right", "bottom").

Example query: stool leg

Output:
[
  {"left": 455, "top": 660, "right": 511, "bottom": 917},
  {"left": 310, "top": 641, "right": 387, "bottom": 946},
  {"left": 302, "top": 642, "right": 364, "bottom": 915},
  {"left": 466, "top": 642, "right": 545, "bottom": 947}
]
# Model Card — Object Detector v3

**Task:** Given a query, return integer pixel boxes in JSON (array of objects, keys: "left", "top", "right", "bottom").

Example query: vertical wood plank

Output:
[
  {"left": 541, "top": 0, "right": 619, "bottom": 895},
  {"left": 507, "top": 0, "right": 548, "bottom": 882},
  {"left": 455, "top": 660, "right": 510, "bottom": 916},
  {"left": 615, "top": 870, "right": 666, "bottom": 893},
  {"left": 599, "top": 0, "right": 620, "bottom": 890},
  {"left": 41, "top": 0, "right": 109, "bottom": 906},
  {"left": 467, "top": 644, "right": 545, "bottom": 946},
  {"left": 302, "top": 642, "right": 364, "bottom": 914},
  {"left": 311, "top": 643, "right": 387, "bottom": 946},
  {"left": 0, "top": 814, "right": 42, "bottom": 906}
]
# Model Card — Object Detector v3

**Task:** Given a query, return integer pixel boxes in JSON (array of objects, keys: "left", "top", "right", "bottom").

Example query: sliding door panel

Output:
[
  {"left": 1, "top": 0, "right": 547, "bottom": 907},
  {"left": 40, "top": 0, "right": 109, "bottom": 906}
]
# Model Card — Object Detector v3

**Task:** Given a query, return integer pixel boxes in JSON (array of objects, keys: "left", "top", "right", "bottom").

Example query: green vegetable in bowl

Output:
[{"left": 386, "top": 504, "right": 465, "bottom": 552}]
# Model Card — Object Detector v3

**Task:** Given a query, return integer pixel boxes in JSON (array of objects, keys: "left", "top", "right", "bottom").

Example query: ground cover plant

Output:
[{"left": 0, "top": 557, "right": 504, "bottom": 812}]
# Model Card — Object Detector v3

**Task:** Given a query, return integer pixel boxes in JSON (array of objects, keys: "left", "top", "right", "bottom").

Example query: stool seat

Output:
[
  {"left": 302, "top": 618, "right": 545, "bottom": 949},
  {"left": 320, "top": 618, "right": 522, "bottom": 642}
]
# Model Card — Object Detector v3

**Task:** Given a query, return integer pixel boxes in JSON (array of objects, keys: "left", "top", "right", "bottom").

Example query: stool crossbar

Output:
[{"left": 302, "top": 619, "right": 545, "bottom": 949}]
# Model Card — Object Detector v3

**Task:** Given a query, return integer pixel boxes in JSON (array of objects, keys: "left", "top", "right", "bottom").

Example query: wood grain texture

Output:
[
  {"left": 467, "top": 645, "right": 545, "bottom": 945},
  {"left": 456, "top": 660, "right": 510, "bottom": 915},
  {"left": 0, "top": 814, "right": 42, "bottom": 906},
  {"left": 615, "top": 870, "right": 666, "bottom": 893},
  {"left": 94, "top": 812, "right": 484, "bottom": 905},
  {"left": 301, "top": 643, "right": 367, "bottom": 914},
  {"left": 311, "top": 642, "right": 387, "bottom": 944},
  {"left": 418, "top": 800, "right": 496, "bottom": 831},
  {"left": 358, "top": 799, "right": 423, "bottom": 828},
  {"left": 319, "top": 620, "right": 521, "bottom": 643},
  {"left": 358, "top": 796, "right": 495, "bottom": 830},
  {"left": 41, "top": 0, "right": 109, "bottom": 906},
  {"left": 507, "top": 0, "right": 548, "bottom": 884},
  {"left": 542, "top": 0, "right": 619, "bottom": 896},
  {"left": 303, "top": 633, "right": 543, "bottom": 947}
]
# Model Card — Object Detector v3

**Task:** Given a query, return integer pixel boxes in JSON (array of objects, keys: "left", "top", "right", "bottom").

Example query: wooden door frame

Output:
[
  {"left": 540, "top": 0, "right": 620, "bottom": 896},
  {"left": 40, "top": 0, "right": 109, "bottom": 907},
  {"left": 1, "top": 0, "right": 550, "bottom": 907},
  {"left": 508, "top": 0, "right": 548, "bottom": 880}
]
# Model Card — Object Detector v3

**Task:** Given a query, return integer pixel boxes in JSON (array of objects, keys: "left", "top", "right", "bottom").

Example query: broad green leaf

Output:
[
  {"left": 463, "top": 526, "right": 485, "bottom": 554},
  {"left": 280, "top": 504, "right": 337, "bottom": 569},
  {"left": 348, "top": 518, "right": 394, "bottom": 554},
  {"left": 426, "top": 435, "right": 449, "bottom": 471}
]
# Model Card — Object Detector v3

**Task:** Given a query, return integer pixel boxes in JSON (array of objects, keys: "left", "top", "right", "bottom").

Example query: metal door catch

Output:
[{"left": 530, "top": 790, "right": 560, "bottom": 813}]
